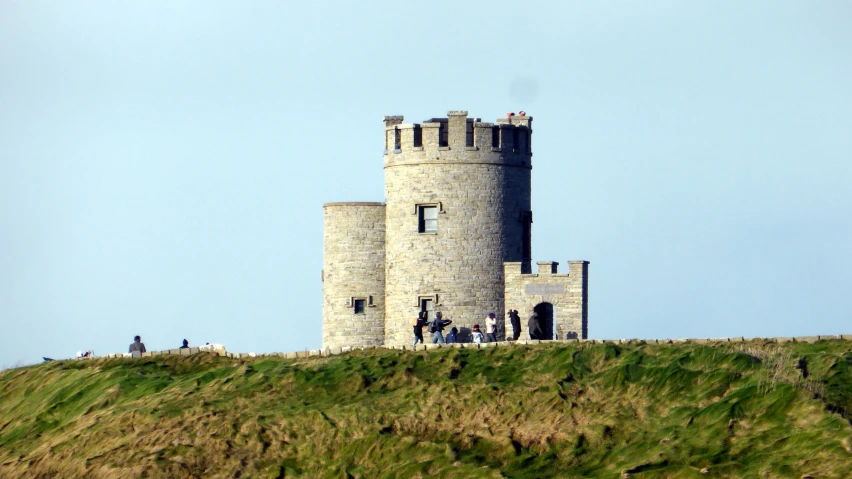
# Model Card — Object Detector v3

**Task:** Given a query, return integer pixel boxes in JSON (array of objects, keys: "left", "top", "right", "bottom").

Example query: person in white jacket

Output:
[
  {"left": 472, "top": 324, "right": 485, "bottom": 344},
  {"left": 485, "top": 312, "right": 498, "bottom": 342}
]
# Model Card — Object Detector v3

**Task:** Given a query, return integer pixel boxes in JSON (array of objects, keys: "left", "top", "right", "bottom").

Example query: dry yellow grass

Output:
[{"left": 0, "top": 340, "right": 850, "bottom": 478}]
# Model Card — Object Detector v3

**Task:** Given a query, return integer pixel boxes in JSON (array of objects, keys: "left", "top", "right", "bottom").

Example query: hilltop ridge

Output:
[{"left": 1, "top": 340, "right": 851, "bottom": 478}]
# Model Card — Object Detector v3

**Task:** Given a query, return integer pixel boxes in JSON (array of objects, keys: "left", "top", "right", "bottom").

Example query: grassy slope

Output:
[{"left": 0, "top": 341, "right": 850, "bottom": 479}]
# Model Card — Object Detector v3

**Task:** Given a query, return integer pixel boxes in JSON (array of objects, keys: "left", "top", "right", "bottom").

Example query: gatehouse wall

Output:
[{"left": 504, "top": 261, "right": 589, "bottom": 340}]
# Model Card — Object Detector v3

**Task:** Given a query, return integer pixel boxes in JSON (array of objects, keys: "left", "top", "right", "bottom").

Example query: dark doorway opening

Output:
[{"left": 534, "top": 302, "right": 553, "bottom": 340}]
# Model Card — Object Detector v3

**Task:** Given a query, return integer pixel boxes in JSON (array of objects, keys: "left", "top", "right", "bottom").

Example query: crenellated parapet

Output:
[{"left": 383, "top": 110, "right": 532, "bottom": 169}]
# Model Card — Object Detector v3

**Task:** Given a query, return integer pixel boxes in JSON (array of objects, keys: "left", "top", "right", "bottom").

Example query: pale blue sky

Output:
[{"left": 1, "top": 1, "right": 850, "bottom": 366}]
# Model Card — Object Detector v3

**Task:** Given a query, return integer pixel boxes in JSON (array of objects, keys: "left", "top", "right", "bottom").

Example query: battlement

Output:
[
  {"left": 383, "top": 110, "right": 532, "bottom": 167},
  {"left": 504, "top": 260, "right": 589, "bottom": 277}
]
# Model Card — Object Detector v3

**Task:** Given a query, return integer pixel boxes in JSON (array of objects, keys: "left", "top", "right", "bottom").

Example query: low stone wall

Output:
[
  {"left": 373, "top": 334, "right": 852, "bottom": 353},
  {"left": 95, "top": 347, "right": 222, "bottom": 359},
  {"left": 79, "top": 335, "right": 852, "bottom": 362}
]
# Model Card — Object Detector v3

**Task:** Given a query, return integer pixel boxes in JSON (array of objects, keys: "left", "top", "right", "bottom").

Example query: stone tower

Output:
[
  {"left": 382, "top": 111, "right": 533, "bottom": 345},
  {"left": 322, "top": 110, "right": 588, "bottom": 351}
]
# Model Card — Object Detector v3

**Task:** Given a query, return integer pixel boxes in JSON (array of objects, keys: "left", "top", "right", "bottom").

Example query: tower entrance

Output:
[{"left": 534, "top": 302, "right": 554, "bottom": 340}]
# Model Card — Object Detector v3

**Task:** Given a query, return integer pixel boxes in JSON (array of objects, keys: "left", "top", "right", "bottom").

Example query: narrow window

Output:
[
  {"left": 413, "top": 125, "right": 422, "bottom": 147},
  {"left": 522, "top": 212, "right": 532, "bottom": 261},
  {"left": 512, "top": 128, "right": 520, "bottom": 151},
  {"left": 439, "top": 122, "right": 448, "bottom": 147},
  {"left": 354, "top": 299, "right": 366, "bottom": 314},
  {"left": 418, "top": 206, "right": 438, "bottom": 233},
  {"left": 491, "top": 126, "right": 500, "bottom": 148},
  {"left": 394, "top": 127, "right": 401, "bottom": 150},
  {"left": 420, "top": 298, "right": 434, "bottom": 322},
  {"left": 465, "top": 121, "right": 474, "bottom": 147}
]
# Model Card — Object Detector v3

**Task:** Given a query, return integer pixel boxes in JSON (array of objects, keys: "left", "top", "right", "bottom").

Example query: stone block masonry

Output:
[{"left": 322, "top": 203, "right": 386, "bottom": 348}]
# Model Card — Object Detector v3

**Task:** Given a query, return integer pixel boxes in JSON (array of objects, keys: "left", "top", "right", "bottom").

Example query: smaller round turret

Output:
[{"left": 322, "top": 202, "right": 386, "bottom": 349}]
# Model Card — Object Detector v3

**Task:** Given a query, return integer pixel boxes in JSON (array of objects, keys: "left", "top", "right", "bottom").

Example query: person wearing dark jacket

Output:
[
  {"left": 412, "top": 312, "right": 426, "bottom": 346},
  {"left": 180, "top": 339, "right": 189, "bottom": 349},
  {"left": 430, "top": 311, "right": 453, "bottom": 344},
  {"left": 446, "top": 327, "right": 458, "bottom": 344},
  {"left": 508, "top": 309, "right": 521, "bottom": 340},
  {"left": 528, "top": 313, "right": 543, "bottom": 340}
]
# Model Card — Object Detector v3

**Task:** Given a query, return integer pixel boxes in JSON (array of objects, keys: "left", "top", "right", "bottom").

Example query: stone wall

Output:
[
  {"left": 322, "top": 203, "right": 386, "bottom": 349},
  {"left": 382, "top": 111, "right": 532, "bottom": 345},
  {"left": 504, "top": 261, "right": 589, "bottom": 340},
  {"left": 81, "top": 334, "right": 852, "bottom": 362}
]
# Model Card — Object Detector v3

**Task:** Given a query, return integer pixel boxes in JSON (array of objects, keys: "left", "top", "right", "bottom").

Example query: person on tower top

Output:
[{"left": 430, "top": 312, "right": 453, "bottom": 344}]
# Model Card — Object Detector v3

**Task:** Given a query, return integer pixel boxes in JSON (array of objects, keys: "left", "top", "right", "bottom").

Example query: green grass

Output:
[{"left": 1, "top": 340, "right": 850, "bottom": 478}]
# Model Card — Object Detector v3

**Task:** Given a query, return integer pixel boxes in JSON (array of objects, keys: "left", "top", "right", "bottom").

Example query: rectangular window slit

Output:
[
  {"left": 418, "top": 205, "right": 438, "bottom": 233},
  {"left": 420, "top": 298, "right": 434, "bottom": 322},
  {"left": 354, "top": 299, "right": 366, "bottom": 314},
  {"left": 522, "top": 212, "right": 532, "bottom": 261}
]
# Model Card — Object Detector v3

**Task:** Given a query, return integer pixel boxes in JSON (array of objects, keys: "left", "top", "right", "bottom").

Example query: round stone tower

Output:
[
  {"left": 322, "top": 202, "right": 386, "bottom": 349},
  {"left": 382, "top": 111, "right": 533, "bottom": 345}
]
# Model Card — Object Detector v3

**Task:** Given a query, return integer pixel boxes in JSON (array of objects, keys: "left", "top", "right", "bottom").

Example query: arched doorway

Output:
[{"left": 533, "top": 302, "right": 553, "bottom": 340}]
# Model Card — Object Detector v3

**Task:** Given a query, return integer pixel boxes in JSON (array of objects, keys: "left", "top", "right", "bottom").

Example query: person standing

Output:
[
  {"left": 485, "top": 312, "right": 498, "bottom": 342},
  {"left": 430, "top": 311, "right": 453, "bottom": 344},
  {"left": 129, "top": 336, "right": 146, "bottom": 357},
  {"left": 528, "top": 312, "right": 543, "bottom": 340},
  {"left": 179, "top": 339, "right": 190, "bottom": 349},
  {"left": 508, "top": 309, "right": 521, "bottom": 340},
  {"left": 446, "top": 327, "right": 459, "bottom": 344},
  {"left": 471, "top": 324, "right": 485, "bottom": 344},
  {"left": 412, "top": 312, "right": 426, "bottom": 346}
]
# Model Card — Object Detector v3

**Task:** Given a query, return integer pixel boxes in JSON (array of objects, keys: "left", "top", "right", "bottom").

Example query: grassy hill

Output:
[{"left": 1, "top": 340, "right": 851, "bottom": 478}]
